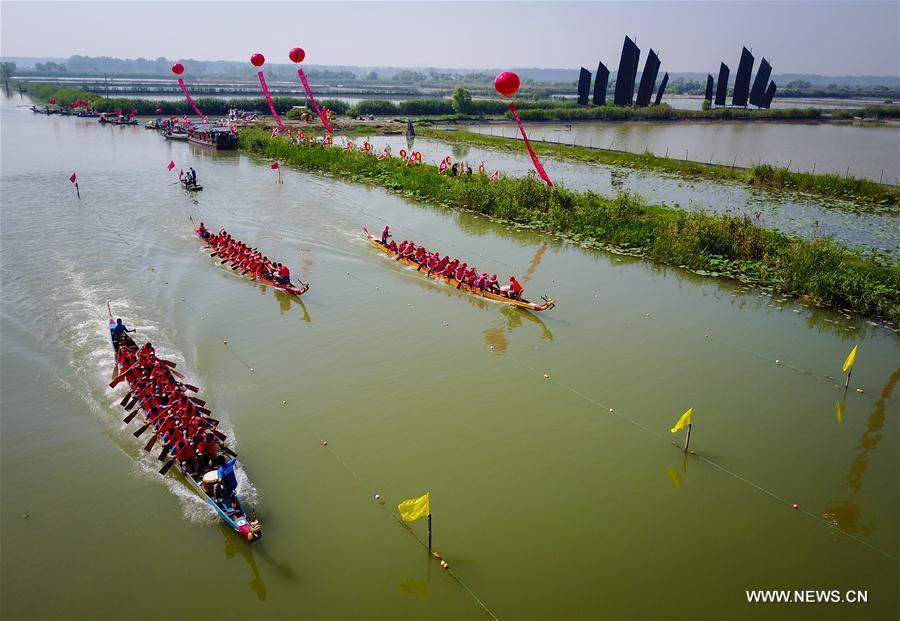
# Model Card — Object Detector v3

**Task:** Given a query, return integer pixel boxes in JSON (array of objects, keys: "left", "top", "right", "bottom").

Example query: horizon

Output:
[
  {"left": 4, "top": 54, "right": 900, "bottom": 80},
  {"left": 2, "top": 1, "right": 899, "bottom": 76}
]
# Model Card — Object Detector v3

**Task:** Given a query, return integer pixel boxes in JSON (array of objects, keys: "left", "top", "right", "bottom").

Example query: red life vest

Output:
[{"left": 278, "top": 265, "right": 290, "bottom": 278}]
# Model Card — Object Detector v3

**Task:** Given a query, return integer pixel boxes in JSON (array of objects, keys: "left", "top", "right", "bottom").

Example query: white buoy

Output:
[
  {"left": 374, "top": 494, "right": 381, "bottom": 501},
  {"left": 282, "top": 400, "right": 287, "bottom": 405}
]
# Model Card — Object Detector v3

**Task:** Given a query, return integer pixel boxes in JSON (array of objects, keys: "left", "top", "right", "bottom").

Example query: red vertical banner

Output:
[
  {"left": 177, "top": 78, "right": 206, "bottom": 119},
  {"left": 494, "top": 70, "right": 552, "bottom": 187},
  {"left": 257, "top": 72, "right": 285, "bottom": 132},
  {"left": 297, "top": 69, "right": 333, "bottom": 134},
  {"left": 508, "top": 103, "right": 552, "bottom": 187}
]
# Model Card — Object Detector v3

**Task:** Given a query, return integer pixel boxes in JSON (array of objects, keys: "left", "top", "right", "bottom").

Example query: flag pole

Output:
[
  {"left": 427, "top": 514, "right": 432, "bottom": 553},
  {"left": 683, "top": 423, "right": 692, "bottom": 453},
  {"left": 75, "top": 182, "right": 80, "bottom": 199},
  {"left": 844, "top": 368, "right": 853, "bottom": 390}
]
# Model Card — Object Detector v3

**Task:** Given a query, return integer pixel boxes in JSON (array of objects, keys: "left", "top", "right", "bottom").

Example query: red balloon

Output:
[
  {"left": 172, "top": 63, "right": 184, "bottom": 75},
  {"left": 494, "top": 71, "right": 520, "bottom": 97},
  {"left": 250, "top": 53, "right": 265, "bottom": 67},
  {"left": 289, "top": 47, "right": 306, "bottom": 63}
]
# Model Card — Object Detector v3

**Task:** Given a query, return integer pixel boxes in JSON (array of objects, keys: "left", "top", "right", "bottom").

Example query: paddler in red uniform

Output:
[
  {"left": 276, "top": 263, "right": 291, "bottom": 286},
  {"left": 381, "top": 225, "right": 391, "bottom": 245},
  {"left": 508, "top": 276, "right": 523, "bottom": 300}
]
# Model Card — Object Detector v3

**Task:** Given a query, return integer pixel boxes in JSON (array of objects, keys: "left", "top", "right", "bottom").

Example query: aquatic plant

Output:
[{"left": 239, "top": 128, "right": 900, "bottom": 322}]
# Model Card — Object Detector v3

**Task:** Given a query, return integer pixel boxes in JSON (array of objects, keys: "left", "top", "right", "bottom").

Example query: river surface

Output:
[
  {"left": 468, "top": 121, "right": 900, "bottom": 185},
  {"left": 1, "top": 92, "right": 898, "bottom": 621}
]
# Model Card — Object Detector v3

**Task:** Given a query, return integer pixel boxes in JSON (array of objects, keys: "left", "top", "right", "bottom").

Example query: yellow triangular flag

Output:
[
  {"left": 842, "top": 345, "right": 858, "bottom": 373},
  {"left": 671, "top": 408, "right": 693, "bottom": 433},
  {"left": 398, "top": 492, "right": 430, "bottom": 522}
]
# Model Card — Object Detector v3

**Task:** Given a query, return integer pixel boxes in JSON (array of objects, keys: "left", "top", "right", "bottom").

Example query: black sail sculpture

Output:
[
  {"left": 654, "top": 72, "right": 669, "bottom": 105},
  {"left": 732, "top": 46, "right": 754, "bottom": 107},
  {"left": 714, "top": 63, "right": 729, "bottom": 106},
  {"left": 613, "top": 36, "right": 640, "bottom": 106},
  {"left": 749, "top": 58, "right": 772, "bottom": 107},
  {"left": 705, "top": 75, "right": 714, "bottom": 101},
  {"left": 761, "top": 81, "right": 777, "bottom": 108},
  {"left": 577, "top": 67, "right": 592, "bottom": 106},
  {"left": 631, "top": 45, "right": 641, "bottom": 103},
  {"left": 636, "top": 49, "right": 661, "bottom": 107},
  {"left": 593, "top": 61, "right": 610, "bottom": 106}
]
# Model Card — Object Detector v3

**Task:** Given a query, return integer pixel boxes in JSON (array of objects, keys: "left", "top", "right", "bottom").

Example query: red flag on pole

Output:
[
  {"left": 69, "top": 172, "right": 77, "bottom": 183},
  {"left": 270, "top": 162, "right": 280, "bottom": 169},
  {"left": 167, "top": 161, "right": 175, "bottom": 171},
  {"left": 179, "top": 169, "right": 184, "bottom": 178}
]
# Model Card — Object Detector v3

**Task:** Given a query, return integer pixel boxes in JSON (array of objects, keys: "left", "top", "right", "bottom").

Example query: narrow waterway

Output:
[{"left": 468, "top": 120, "right": 900, "bottom": 185}]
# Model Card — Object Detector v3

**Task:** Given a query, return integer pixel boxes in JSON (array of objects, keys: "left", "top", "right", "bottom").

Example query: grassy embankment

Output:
[
  {"left": 416, "top": 127, "right": 900, "bottom": 208},
  {"left": 239, "top": 128, "right": 899, "bottom": 322}
]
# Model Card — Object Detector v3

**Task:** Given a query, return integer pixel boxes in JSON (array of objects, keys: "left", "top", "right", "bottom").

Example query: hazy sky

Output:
[{"left": 2, "top": 1, "right": 898, "bottom": 75}]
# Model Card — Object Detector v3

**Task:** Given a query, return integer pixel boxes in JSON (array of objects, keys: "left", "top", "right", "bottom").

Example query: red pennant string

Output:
[
  {"left": 177, "top": 78, "right": 206, "bottom": 119},
  {"left": 508, "top": 103, "right": 552, "bottom": 186},
  {"left": 297, "top": 68, "right": 333, "bottom": 134},
  {"left": 257, "top": 71, "right": 285, "bottom": 133}
]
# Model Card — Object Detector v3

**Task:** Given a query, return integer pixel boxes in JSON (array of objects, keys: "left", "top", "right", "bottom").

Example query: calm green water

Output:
[{"left": 1, "top": 93, "right": 898, "bottom": 621}]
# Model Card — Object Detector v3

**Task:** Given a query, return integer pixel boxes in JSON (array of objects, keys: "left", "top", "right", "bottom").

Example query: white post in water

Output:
[{"left": 683, "top": 423, "right": 692, "bottom": 453}]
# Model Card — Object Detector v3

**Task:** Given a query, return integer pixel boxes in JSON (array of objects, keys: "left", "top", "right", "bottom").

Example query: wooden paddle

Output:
[
  {"left": 119, "top": 392, "right": 132, "bottom": 407},
  {"left": 125, "top": 396, "right": 139, "bottom": 411},
  {"left": 188, "top": 396, "right": 206, "bottom": 406},
  {"left": 158, "top": 443, "right": 171, "bottom": 462},
  {"left": 110, "top": 363, "right": 138, "bottom": 388},
  {"left": 195, "top": 406, "right": 212, "bottom": 415},
  {"left": 159, "top": 460, "right": 176, "bottom": 475},
  {"left": 134, "top": 422, "right": 152, "bottom": 438},
  {"left": 123, "top": 409, "right": 141, "bottom": 424}
]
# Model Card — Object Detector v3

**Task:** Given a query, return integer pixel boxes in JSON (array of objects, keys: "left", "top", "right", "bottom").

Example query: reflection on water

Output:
[
  {"left": 522, "top": 243, "right": 548, "bottom": 283},
  {"left": 399, "top": 552, "right": 432, "bottom": 600},
  {"left": 274, "top": 289, "right": 311, "bottom": 322},
  {"left": 667, "top": 452, "right": 689, "bottom": 489},
  {"left": 450, "top": 143, "right": 470, "bottom": 160},
  {"left": 823, "top": 368, "right": 900, "bottom": 535},
  {"left": 484, "top": 306, "right": 553, "bottom": 355},
  {"left": 219, "top": 522, "right": 268, "bottom": 602}
]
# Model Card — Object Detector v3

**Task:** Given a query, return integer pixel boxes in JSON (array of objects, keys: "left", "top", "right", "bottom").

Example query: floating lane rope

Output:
[
  {"left": 179, "top": 297, "right": 254, "bottom": 372},
  {"left": 499, "top": 347, "right": 898, "bottom": 564},
  {"left": 295, "top": 415, "right": 501, "bottom": 621}
]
